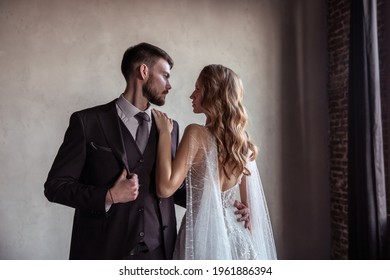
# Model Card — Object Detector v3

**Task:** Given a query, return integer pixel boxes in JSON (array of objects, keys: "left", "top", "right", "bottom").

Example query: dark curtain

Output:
[{"left": 348, "top": 0, "right": 388, "bottom": 259}]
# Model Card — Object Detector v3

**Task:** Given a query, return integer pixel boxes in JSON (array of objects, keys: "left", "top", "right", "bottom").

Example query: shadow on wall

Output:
[{"left": 279, "top": 0, "right": 330, "bottom": 259}]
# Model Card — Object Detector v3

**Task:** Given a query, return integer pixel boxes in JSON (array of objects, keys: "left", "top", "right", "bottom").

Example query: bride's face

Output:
[{"left": 190, "top": 78, "right": 204, "bottom": 114}]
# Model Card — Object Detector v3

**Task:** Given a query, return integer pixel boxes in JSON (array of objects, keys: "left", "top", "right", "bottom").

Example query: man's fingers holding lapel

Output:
[{"left": 120, "top": 168, "right": 127, "bottom": 179}]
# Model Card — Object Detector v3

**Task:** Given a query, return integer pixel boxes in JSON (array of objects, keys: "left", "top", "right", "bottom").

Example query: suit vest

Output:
[{"left": 119, "top": 119, "right": 163, "bottom": 252}]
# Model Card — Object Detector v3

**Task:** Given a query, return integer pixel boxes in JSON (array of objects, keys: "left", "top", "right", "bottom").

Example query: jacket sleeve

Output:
[
  {"left": 171, "top": 120, "right": 186, "bottom": 208},
  {"left": 44, "top": 112, "right": 107, "bottom": 213}
]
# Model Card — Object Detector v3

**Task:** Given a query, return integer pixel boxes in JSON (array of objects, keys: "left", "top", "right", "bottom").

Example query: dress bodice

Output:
[{"left": 221, "top": 185, "right": 239, "bottom": 208}]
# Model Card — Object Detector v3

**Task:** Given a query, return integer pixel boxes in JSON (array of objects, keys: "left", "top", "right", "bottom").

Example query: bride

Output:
[{"left": 152, "top": 64, "right": 277, "bottom": 260}]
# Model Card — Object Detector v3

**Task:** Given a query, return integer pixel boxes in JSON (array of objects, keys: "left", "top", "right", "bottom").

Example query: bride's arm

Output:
[{"left": 152, "top": 109, "right": 198, "bottom": 198}]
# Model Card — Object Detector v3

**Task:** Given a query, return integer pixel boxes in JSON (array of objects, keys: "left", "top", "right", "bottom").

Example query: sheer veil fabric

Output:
[{"left": 173, "top": 125, "right": 277, "bottom": 260}]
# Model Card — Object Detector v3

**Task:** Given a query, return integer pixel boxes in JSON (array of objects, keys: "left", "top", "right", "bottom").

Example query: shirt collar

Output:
[{"left": 116, "top": 94, "right": 152, "bottom": 121}]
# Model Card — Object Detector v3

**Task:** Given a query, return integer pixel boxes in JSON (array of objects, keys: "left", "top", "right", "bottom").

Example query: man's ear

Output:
[{"left": 139, "top": 64, "right": 149, "bottom": 80}]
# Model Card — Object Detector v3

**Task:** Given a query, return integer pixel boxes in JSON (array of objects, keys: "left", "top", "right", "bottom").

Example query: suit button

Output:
[
  {"left": 139, "top": 159, "right": 144, "bottom": 163},
  {"left": 139, "top": 231, "right": 145, "bottom": 237},
  {"left": 162, "top": 225, "right": 168, "bottom": 231},
  {"left": 138, "top": 207, "right": 144, "bottom": 212},
  {"left": 158, "top": 199, "right": 162, "bottom": 204}
]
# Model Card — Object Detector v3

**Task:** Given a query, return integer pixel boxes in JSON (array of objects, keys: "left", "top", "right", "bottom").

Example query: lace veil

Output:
[{"left": 181, "top": 125, "right": 277, "bottom": 259}]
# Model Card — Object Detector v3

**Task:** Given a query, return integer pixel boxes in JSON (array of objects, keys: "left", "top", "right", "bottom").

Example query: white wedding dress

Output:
[{"left": 173, "top": 125, "right": 277, "bottom": 260}]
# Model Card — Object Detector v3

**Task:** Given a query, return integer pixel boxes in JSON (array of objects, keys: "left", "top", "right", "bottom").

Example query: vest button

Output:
[
  {"left": 138, "top": 207, "right": 144, "bottom": 212},
  {"left": 162, "top": 225, "right": 168, "bottom": 231},
  {"left": 139, "top": 159, "right": 144, "bottom": 163},
  {"left": 139, "top": 231, "right": 145, "bottom": 237}
]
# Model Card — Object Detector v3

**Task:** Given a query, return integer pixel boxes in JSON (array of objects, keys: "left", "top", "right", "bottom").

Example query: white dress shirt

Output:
[{"left": 115, "top": 94, "right": 152, "bottom": 137}]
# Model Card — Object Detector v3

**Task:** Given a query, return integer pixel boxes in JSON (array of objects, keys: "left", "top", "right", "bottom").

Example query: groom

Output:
[{"left": 44, "top": 42, "right": 249, "bottom": 260}]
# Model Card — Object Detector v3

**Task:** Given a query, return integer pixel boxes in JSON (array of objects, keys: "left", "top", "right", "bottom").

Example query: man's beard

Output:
[{"left": 143, "top": 75, "right": 167, "bottom": 106}]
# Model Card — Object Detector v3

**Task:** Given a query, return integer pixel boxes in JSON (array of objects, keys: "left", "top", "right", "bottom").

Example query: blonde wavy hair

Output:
[{"left": 198, "top": 64, "right": 258, "bottom": 178}]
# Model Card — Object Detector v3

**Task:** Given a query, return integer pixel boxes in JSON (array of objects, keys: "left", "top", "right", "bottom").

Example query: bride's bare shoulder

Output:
[
  {"left": 184, "top": 123, "right": 206, "bottom": 133},
  {"left": 182, "top": 124, "right": 210, "bottom": 141}
]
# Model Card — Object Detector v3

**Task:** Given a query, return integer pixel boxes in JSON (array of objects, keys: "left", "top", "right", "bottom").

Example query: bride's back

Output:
[{"left": 191, "top": 125, "right": 242, "bottom": 193}]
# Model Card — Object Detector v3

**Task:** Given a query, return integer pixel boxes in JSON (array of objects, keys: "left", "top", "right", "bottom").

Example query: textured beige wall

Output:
[{"left": 0, "top": 0, "right": 329, "bottom": 259}]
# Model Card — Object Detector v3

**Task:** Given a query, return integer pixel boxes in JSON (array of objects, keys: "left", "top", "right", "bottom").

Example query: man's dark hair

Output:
[{"left": 121, "top": 42, "right": 174, "bottom": 80}]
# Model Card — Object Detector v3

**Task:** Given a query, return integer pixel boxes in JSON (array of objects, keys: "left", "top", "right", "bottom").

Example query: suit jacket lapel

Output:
[{"left": 97, "top": 100, "right": 130, "bottom": 174}]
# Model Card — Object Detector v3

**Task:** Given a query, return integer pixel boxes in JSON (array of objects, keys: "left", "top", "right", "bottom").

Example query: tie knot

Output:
[{"left": 135, "top": 112, "right": 150, "bottom": 123}]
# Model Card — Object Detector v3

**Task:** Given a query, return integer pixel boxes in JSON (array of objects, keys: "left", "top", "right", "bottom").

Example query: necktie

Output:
[{"left": 134, "top": 112, "right": 150, "bottom": 152}]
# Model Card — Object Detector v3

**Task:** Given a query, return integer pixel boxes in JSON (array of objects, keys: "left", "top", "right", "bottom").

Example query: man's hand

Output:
[
  {"left": 108, "top": 168, "right": 139, "bottom": 204},
  {"left": 234, "top": 200, "right": 251, "bottom": 230}
]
